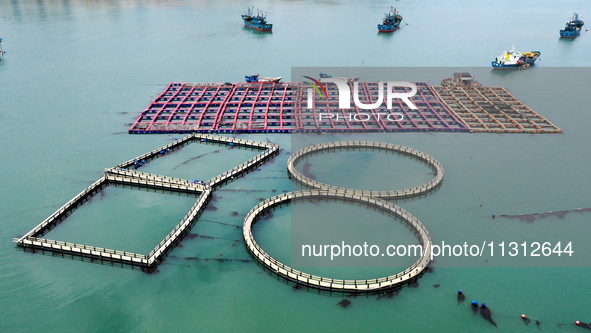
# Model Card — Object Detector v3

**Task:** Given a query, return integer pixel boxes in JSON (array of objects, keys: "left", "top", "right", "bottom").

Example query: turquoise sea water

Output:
[{"left": 1, "top": 0, "right": 591, "bottom": 332}]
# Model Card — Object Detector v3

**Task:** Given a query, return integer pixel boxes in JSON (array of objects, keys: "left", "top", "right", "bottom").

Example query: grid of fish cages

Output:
[
  {"left": 129, "top": 81, "right": 469, "bottom": 134},
  {"left": 433, "top": 86, "right": 562, "bottom": 134},
  {"left": 130, "top": 82, "right": 296, "bottom": 134}
]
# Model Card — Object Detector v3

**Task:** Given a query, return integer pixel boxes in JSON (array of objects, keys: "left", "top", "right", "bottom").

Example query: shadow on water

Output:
[
  {"left": 558, "top": 37, "right": 578, "bottom": 43},
  {"left": 302, "top": 161, "right": 315, "bottom": 180},
  {"left": 489, "top": 68, "right": 520, "bottom": 77},
  {"left": 242, "top": 27, "right": 273, "bottom": 37},
  {"left": 169, "top": 255, "right": 252, "bottom": 264},
  {"left": 376, "top": 31, "right": 398, "bottom": 39},
  {"left": 480, "top": 305, "right": 497, "bottom": 327},
  {"left": 16, "top": 246, "right": 147, "bottom": 272}
]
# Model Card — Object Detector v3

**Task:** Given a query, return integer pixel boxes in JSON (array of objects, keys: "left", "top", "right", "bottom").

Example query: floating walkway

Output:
[
  {"left": 16, "top": 135, "right": 435, "bottom": 292},
  {"left": 243, "top": 190, "right": 432, "bottom": 293},
  {"left": 108, "top": 133, "right": 279, "bottom": 190},
  {"left": 243, "top": 140, "right": 440, "bottom": 293},
  {"left": 15, "top": 134, "right": 280, "bottom": 271},
  {"left": 287, "top": 141, "right": 444, "bottom": 199},
  {"left": 129, "top": 80, "right": 560, "bottom": 134}
]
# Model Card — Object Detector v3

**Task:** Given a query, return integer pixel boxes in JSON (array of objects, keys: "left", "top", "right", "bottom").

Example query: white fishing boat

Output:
[{"left": 491, "top": 45, "right": 540, "bottom": 69}]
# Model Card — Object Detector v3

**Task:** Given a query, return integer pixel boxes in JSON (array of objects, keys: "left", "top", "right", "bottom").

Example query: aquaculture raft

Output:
[
  {"left": 128, "top": 81, "right": 468, "bottom": 134},
  {"left": 287, "top": 141, "right": 444, "bottom": 199},
  {"left": 242, "top": 140, "right": 441, "bottom": 293},
  {"left": 130, "top": 82, "right": 296, "bottom": 134},
  {"left": 14, "top": 134, "right": 280, "bottom": 271},
  {"left": 296, "top": 81, "right": 467, "bottom": 132},
  {"left": 128, "top": 81, "right": 561, "bottom": 134},
  {"left": 433, "top": 86, "right": 562, "bottom": 133},
  {"left": 243, "top": 190, "right": 432, "bottom": 293}
]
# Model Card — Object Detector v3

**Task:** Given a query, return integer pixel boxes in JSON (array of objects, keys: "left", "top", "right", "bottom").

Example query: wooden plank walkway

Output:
[
  {"left": 287, "top": 141, "right": 444, "bottom": 199},
  {"left": 108, "top": 133, "right": 279, "bottom": 190},
  {"left": 15, "top": 135, "right": 436, "bottom": 292},
  {"left": 243, "top": 190, "right": 432, "bottom": 293},
  {"left": 15, "top": 176, "right": 110, "bottom": 243},
  {"left": 15, "top": 134, "right": 280, "bottom": 271}
]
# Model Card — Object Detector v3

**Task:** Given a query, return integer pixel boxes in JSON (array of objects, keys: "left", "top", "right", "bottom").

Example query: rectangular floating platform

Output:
[
  {"left": 433, "top": 86, "right": 562, "bottom": 133},
  {"left": 14, "top": 175, "right": 209, "bottom": 269},
  {"left": 130, "top": 82, "right": 297, "bottom": 134},
  {"left": 14, "top": 134, "right": 280, "bottom": 271},
  {"left": 128, "top": 81, "right": 560, "bottom": 134},
  {"left": 296, "top": 81, "right": 468, "bottom": 133}
]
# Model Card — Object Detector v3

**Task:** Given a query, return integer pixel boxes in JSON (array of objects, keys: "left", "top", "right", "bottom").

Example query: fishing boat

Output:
[
  {"left": 0, "top": 38, "right": 3, "bottom": 58},
  {"left": 242, "top": 7, "right": 272, "bottom": 32},
  {"left": 491, "top": 46, "right": 540, "bottom": 69},
  {"left": 378, "top": 7, "right": 403, "bottom": 32},
  {"left": 560, "top": 13, "right": 584, "bottom": 38},
  {"left": 245, "top": 74, "right": 282, "bottom": 83}
]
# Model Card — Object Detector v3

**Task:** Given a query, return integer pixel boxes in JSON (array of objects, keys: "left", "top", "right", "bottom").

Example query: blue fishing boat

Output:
[
  {"left": 378, "top": 7, "right": 402, "bottom": 32},
  {"left": 245, "top": 74, "right": 282, "bottom": 83},
  {"left": 242, "top": 7, "right": 272, "bottom": 32},
  {"left": 560, "top": 13, "right": 584, "bottom": 38},
  {"left": 491, "top": 46, "right": 540, "bottom": 69}
]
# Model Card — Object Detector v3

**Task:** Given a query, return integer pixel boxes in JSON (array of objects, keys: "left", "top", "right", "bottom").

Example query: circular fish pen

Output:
[
  {"left": 243, "top": 190, "right": 432, "bottom": 293},
  {"left": 287, "top": 141, "right": 444, "bottom": 199}
]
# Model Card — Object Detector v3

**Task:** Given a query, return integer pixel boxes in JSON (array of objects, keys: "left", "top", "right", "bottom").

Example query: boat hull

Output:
[
  {"left": 244, "top": 22, "right": 272, "bottom": 31},
  {"left": 560, "top": 30, "right": 580, "bottom": 38},
  {"left": 491, "top": 62, "right": 522, "bottom": 69},
  {"left": 378, "top": 23, "right": 400, "bottom": 32},
  {"left": 491, "top": 61, "right": 537, "bottom": 69}
]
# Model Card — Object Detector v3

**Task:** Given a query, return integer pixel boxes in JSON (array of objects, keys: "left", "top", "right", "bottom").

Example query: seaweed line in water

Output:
[
  {"left": 499, "top": 207, "right": 591, "bottom": 223},
  {"left": 182, "top": 256, "right": 252, "bottom": 263},
  {"left": 218, "top": 189, "right": 267, "bottom": 192},
  {"left": 172, "top": 151, "right": 219, "bottom": 171},
  {"left": 185, "top": 233, "right": 242, "bottom": 242},
  {"left": 200, "top": 218, "right": 242, "bottom": 229}
]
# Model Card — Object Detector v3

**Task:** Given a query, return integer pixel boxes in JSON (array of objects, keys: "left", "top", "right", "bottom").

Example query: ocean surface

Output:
[{"left": 1, "top": 0, "right": 591, "bottom": 331}]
